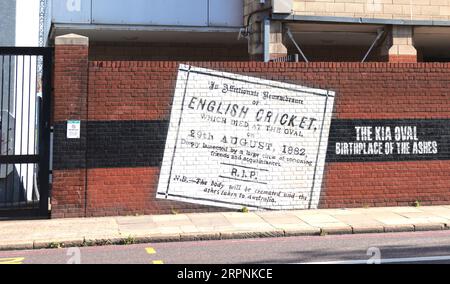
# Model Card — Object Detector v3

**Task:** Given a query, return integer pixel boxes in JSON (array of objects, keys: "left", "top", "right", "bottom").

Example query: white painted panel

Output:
[
  {"left": 92, "top": 0, "right": 208, "bottom": 26},
  {"left": 209, "top": 0, "right": 243, "bottom": 27},
  {"left": 52, "top": 0, "right": 92, "bottom": 24}
]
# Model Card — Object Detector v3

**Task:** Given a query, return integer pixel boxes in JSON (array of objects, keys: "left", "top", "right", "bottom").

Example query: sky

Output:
[{"left": 16, "top": 0, "right": 40, "bottom": 46}]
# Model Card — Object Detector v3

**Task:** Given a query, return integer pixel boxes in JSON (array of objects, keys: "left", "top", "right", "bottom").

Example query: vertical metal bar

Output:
[
  {"left": 39, "top": 49, "right": 52, "bottom": 217},
  {"left": 19, "top": 55, "right": 25, "bottom": 208},
  {"left": 34, "top": 56, "right": 39, "bottom": 203},
  {"left": 27, "top": 56, "right": 32, "bottom": 155},
  {"left": 34, "top": 56, "right": 38, "bottom": 156},
  {"left": 263, "top": 17, "right": 270, "bottom": 63},
  {"left": 1, "top": 55, "right": 6, "bottom": 205},
  {"left": 12, "top": 55, "right": 18, "bottom": 210},
  {"left": 26, "top": 56, "right": 32, "bottom": 207},
  {"left": 5, "top": 56, "right": 12, "bottom": 207}
]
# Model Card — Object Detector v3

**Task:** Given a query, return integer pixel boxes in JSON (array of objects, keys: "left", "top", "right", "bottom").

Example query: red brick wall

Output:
[
  {"left": 89, "top": 42, "right": 249, "bottom": 61},
  {"left": 52, "top": 44, "right": 89, "bottom": 218},
  {"left": 51, "top": 170, "right": 86, "bottom": 218},
  {"left": 53, "top": 45, "right": 89, "bottom": 122},
  {"left": 389, "top": 55, "right": 418, "bottom": 63},
  {"left": 87, "top": 62, "right": 177, "bottom": 121},
  {"left": 323, "top": 161, "right": 450, "bottom": 208},
  {"left": 89, "top": 61, "right": 450, "bottom": 120},
  {"left": 86, "top": 168, "right": 225, "bottom": 217},
  {"left": 52, "top": 44, "right": 450, "bottom": 217}
]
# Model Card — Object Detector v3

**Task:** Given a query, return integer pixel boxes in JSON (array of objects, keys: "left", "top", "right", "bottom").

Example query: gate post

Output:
[{"left": 52, "top": 34, "right": 89, "bottom": 218}]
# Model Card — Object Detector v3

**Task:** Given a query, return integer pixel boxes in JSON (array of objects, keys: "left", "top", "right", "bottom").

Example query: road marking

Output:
[
  {"left": 152, "top": 260, "right": 164, "bottom": 264},
  {"left": 298, "top": 255, "right": 450, "bottom": 264},
  {"left": 145, "top": 247, "right": 156, "bottom": 254},
  {"left": 146, "top": 247, "right": 164, "bottom": 264},
  {"left": 0, "top": 258, "right": 25, "bottom": 265}
]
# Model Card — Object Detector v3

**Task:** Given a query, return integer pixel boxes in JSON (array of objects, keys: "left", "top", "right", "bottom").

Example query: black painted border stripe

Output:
[
  {"left": 53, "top": 120, "right": 169, "bottom": 170},
  {"left": 52, "top": 118, "right": 450, "bottom": 171}
]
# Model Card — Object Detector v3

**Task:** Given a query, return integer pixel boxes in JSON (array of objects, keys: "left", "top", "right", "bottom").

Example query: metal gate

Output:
[{"left": 0, "top": 47, "right": 52, "bottom": 218}]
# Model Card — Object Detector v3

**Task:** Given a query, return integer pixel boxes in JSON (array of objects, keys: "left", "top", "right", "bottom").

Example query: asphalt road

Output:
[{"left": 2, "top": 230, "right": 450, "bottom": 264}]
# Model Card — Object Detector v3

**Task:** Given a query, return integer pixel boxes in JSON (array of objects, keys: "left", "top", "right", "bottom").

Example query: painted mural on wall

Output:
[{"left": 157, "top": 65, "right": 335, "bottom": 210}]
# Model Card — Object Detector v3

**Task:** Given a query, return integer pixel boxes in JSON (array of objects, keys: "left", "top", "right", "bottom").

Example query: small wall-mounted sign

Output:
[{"left": 67, "top": 120, "right": 81, "bottom": 139}]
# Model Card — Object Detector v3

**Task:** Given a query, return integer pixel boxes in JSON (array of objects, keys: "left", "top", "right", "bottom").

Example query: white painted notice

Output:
[
  {"left": 157, "top": 65, "right": 335, "bottom": 210},
  {"left": 67, "top": 120, "right": 81, "bottom": 139}
]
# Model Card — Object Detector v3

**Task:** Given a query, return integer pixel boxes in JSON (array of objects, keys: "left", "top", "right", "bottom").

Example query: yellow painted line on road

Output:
[
  {"left": 145, "top": 247, "right": 156, "bottom": 254},
  {"left": 145, "top": 247, "right": 164, "bottom": 264},
  {"left": 0, "top": 258, "right": 25, "bottom": 265},
  {"left": 152, "top": 260, "right": 164, "bottom": 264}
]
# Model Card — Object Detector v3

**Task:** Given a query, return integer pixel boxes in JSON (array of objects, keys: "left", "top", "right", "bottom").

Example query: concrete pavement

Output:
[{"left": 2, "top": 205, "right": 450, "bottom": 251}]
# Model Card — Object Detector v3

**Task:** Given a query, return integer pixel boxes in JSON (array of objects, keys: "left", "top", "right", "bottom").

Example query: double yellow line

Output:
[
  {"left": 146, "top": 247, "right": 164, "bottom": 264},
  {"left": 0, "top": 258, "right": 25, "bottom": 265}
]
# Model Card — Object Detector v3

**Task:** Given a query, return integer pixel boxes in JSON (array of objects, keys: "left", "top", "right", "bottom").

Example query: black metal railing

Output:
[
  {"left": 0, "top": 47, "right": 52, "bottom": 218},
  {"left": 270, "top": 54, "right": 300, "bottom": 63}
]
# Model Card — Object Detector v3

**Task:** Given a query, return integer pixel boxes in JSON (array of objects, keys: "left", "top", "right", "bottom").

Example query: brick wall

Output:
[
  {"left": 89, "top": 42, "right": 249, "bottom": 61},
  {"left": 52, "top": 43, "right": 450, "bottom": 217},
  {"left": 52, "top": 43, "right": 89, "bottom": 218}
]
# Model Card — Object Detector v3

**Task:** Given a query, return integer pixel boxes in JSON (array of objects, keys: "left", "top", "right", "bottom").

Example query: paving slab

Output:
[
  {"left": 333, "top": 215, "right": 385, "bottom": 228},
  {"left": 416, "top": 206, "right": 449, "bottom": 211},
  {"left": 396, "top": 212, "right": 450, "bottom": 224},
  {"left": 349, "top": 207, "right": 396, "bottom": 213},
  {"left": 370, "top": 212, "right": 417, "bottom": 225},
  {"left": 187, "top": 213, "right": 232, "bottom": 227},
  {"left": 390, "top": 207, "right": 425, "bottom": 213},
  {"left": 118, "top": 225, "right": 162, "bottom": 236},
  {"left": 294, "top": 214, "right": 345, "bottom": 226},
  {"left": 151, "top": 214, "right": 190, "bottom": 222},
  {"left": 318, "top": 209, "right": 359, "bottom": 216},
  {"left": 255, "top": 212, "right": 306, "bottom": 225},
  {"left": 115, "top": 216, "right": 156, "bottom": 225},
  {"left": 221, "top": 212, "right": 275, "bottom": 230}
]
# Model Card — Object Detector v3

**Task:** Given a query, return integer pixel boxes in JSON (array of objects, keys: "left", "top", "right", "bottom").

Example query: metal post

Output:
[
  {"left": 362, "top": 29, "right": 385, "bottom": 63},
  {"left": 286, "top": 28, "right": 309, "bottom": 63},
  {"left": 263, "top": 17, "right": 270, "bottom": 63},
  {"left": 39, "top": 48, "right": 52, "bottom": 217}
]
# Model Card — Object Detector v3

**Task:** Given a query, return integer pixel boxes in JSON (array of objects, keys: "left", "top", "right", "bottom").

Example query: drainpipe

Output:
[{"left": 264, "top": 17, "right": 271, "bottom": 62}]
